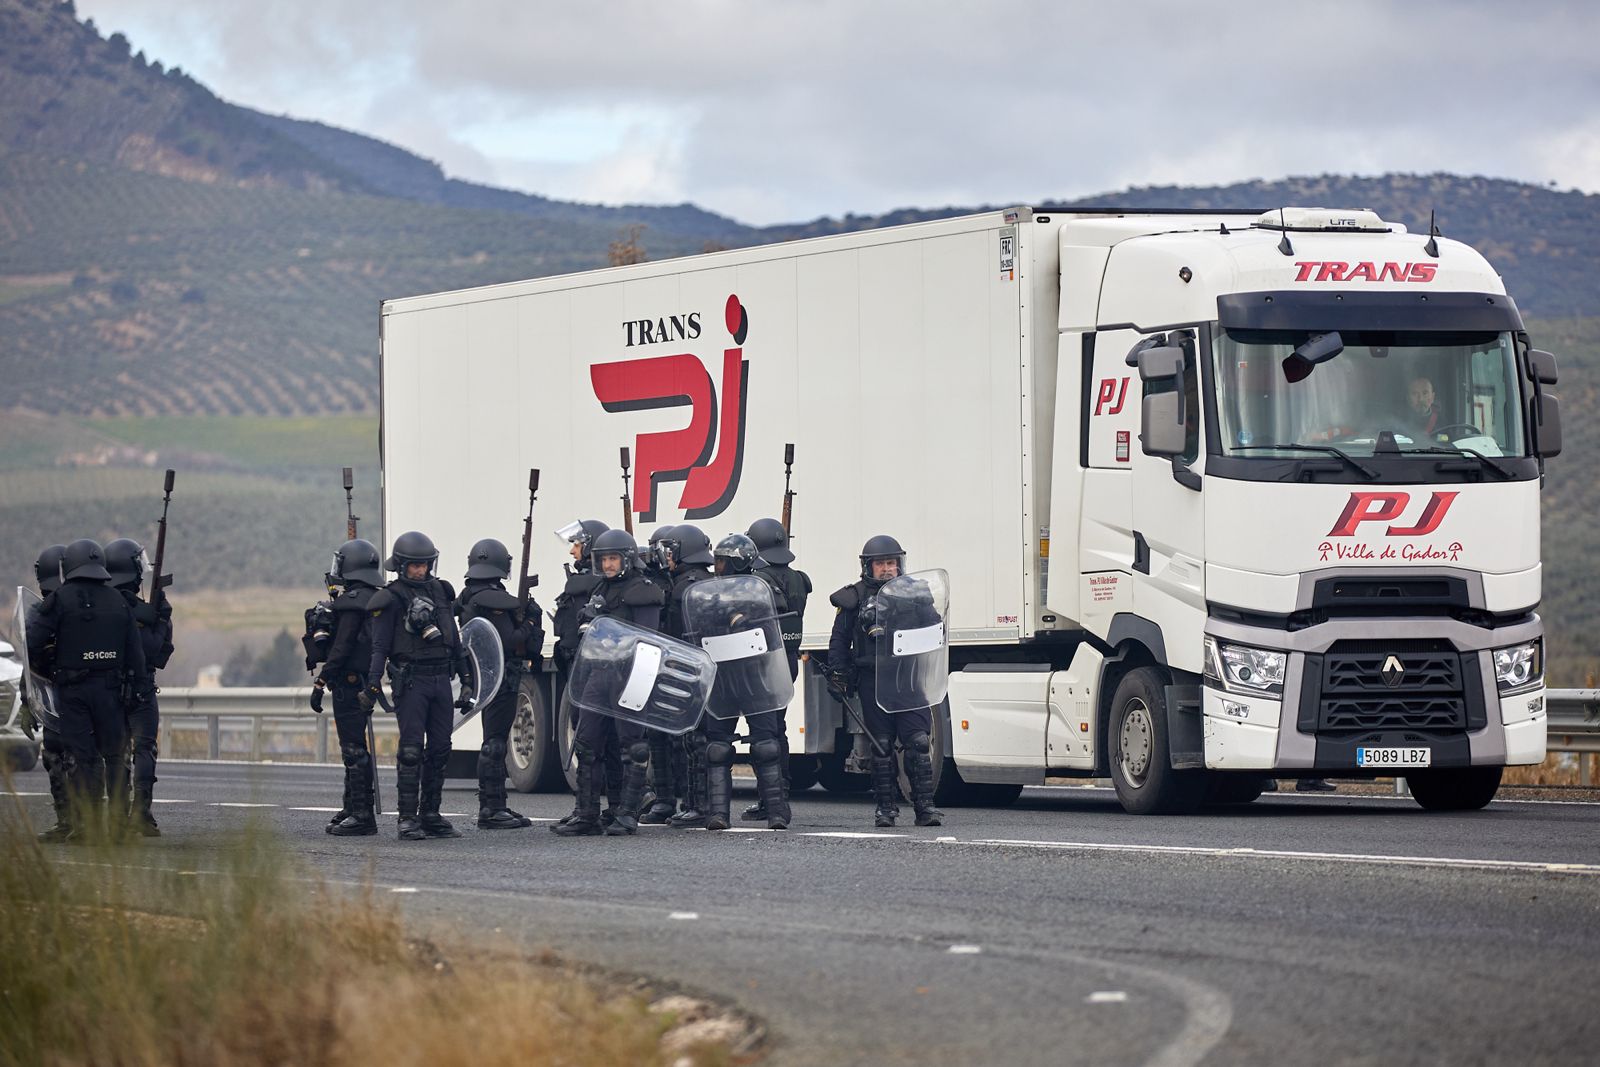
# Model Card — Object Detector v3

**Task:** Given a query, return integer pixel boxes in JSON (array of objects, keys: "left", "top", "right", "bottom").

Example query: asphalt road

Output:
[{"left": 9, "top": 761, "right": 1600, "bottom": 1066}]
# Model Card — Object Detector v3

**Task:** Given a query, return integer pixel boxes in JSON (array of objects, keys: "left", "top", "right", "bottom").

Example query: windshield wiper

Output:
[
  {"left": 1400, "top": 445, "right": 1517, "bottom": 480},
  {"left": 1231, "top": 443, "right": 1379, "bottom": 480}
]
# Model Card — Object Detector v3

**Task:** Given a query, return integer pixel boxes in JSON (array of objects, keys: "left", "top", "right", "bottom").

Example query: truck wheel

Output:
[
  {"left": 556, "top": 690, "right": 579, "bottom": 793},
  {"left": 1108, "top": 667, "right": 1206, "bottom": 815},
  {"left": 1204, "top": 773, "right": 1268, "bottom": 806},
  {"left": 816, "top": 749, "right": 869, "bottom": 793},
  {"left": 788, "top": 756, "right": 821, "bottom": 793},
  {"left": 1406, "top": 766, "right": 1503, "bottom": 811},
  {"left": 4, "top": 740, "right": 39, "bottom": 773},
  {"left": 507, "top": 674, "right": 558, "bottom": 793}
]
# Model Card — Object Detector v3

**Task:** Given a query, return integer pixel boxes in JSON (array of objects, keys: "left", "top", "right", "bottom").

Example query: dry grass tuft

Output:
[{"left": 0, "top": 795, "right": 741, "bottom": 1067}]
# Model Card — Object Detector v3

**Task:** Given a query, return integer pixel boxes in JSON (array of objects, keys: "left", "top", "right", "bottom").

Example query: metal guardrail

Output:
[{"left": 153, "top": 686, "right": 1600, "bottom": 764}]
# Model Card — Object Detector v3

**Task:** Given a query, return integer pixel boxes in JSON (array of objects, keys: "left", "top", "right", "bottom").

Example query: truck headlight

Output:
[
  {"left": 1493, "top": 639, "right": 1543, "bottom": 693},
  {"left": 1204, "top": 636, "right": 1286, "bottom": 697}
]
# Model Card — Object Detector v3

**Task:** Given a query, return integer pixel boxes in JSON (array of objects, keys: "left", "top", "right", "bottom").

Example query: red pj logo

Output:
[
  {"left": 1327, "top": 491, "right": 1458, "bottom": 537},
  {"left": 590, "top": 295, "right": 750, "bottom": 522}
]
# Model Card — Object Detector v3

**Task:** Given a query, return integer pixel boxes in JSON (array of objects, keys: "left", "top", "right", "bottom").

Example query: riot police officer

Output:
[
  {"left": 23, "top": 544, "right": 71, "bottom": 842},
  {"left": 362, "top": 531, "right": 472, "bottom": 841},
  {"left": 652, "top": 524, "right": 716, "bottom": 827},
  {"left": 314, "top": 539, "right": 383, "bottom": 836},
  {"left": 25, "top": 539, "right": 146, "bottom": 840},
  {"left": 700, "top": 533, "right": 791, "bottom": 830},
  {"left": 552, "top": 519, "right": 626, "bottom": 825},
  {"left": 105, "top": 538, "right": 173, "bottom": 837},
  {"left": 454, "top": 537, "right": 545, "bottom": 830},
  {"left": 827, "top": 535, "right": 945, "bottom": 827},
  {"left": 743, "top": 517, "right": 812, "bottom": 822},
  {"left": 643, "top": 525, "right": 677, "bottom": 597},
  {"left": 552, "top": 528, "right": 665, "bottom": 837}
]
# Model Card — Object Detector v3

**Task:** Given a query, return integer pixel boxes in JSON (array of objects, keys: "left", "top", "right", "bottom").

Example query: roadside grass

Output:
[{"left": 0, "top": 796, "right": 734, "bottom": 1067}]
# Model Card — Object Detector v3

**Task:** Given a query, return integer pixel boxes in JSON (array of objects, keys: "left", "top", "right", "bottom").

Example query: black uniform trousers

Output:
[
  {"left": 330, "top": 681, "right": 374, "bottom": 791},
  {"left": 856, "top": 669, "right": 932, "bottom": 746},
  {"left": 57, "top": 672, "right": 128, "bottom": 799},
  {"left": 575, "top": 708, "right": 645, "bottom": 762},
  {"left": 480, "top": 667, "right": 519, "bottom": 747},
  {"left": 126, "top": 690, "right": 159, "bottom": 789},
  {"left": 702, "top": 710, "right": 783, "bottom": 747},
  {"left": 395, "top": 670, "right": 454, "bottom": 756}
]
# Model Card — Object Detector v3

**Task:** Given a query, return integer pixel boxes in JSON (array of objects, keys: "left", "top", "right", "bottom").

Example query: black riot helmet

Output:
[
  {"left": 647, "top": 525, "right": 678, "bottom": 570},
  {"left": 746, "top": 517, "right": 793, "bottom": 565},
  {"left": 666, "top": 524, "right": 714, "bottom": 568},
  {"left": 104, "top": 537, "right": 149, "bottom": 591},
  {"left": 589, "top": 528, "right": 638, "bottom": 579},
  {"left": 556, "top": 518, "right": 609, "bottom": 571},
  {"left": 714, "top": 533, "right": 760, "bottom": 575},
  {"left": 62, "top": 538, "right": 112, "bottom": 583},
  {"left": 859, "top": 534, "right": 906, "bottom": 581},
  {"left": 465, "top": 537, "right": 513, "bottom": 581},
  {"left": 386, "top": 530, "right": 439, "bottom": 585},
  {"left": 333, "top": 539, "right": 383, "bottom": 587},
  {"left": 34, "top": 544, "right": 66, "bottom": 595}
]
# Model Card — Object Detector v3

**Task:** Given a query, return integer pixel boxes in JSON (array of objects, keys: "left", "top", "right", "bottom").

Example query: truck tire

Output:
[
  {"left": 816, "top": 749, "right": 869, "bottom": 793},
  {"left": 1204, "top": 773, "right": 1269, "bottom": 806},
  {"left": 788, "top": 756, "right": 821, "bottom": 793},
  {"left": 1108, "top": 667, "right": 1207, "bottom": 815},
  {"left": 507, "top": 673, "right": 562, "bottom": 793},
  {"left": 1406, "top": 766, "right": 1503, "bottom": 811}
]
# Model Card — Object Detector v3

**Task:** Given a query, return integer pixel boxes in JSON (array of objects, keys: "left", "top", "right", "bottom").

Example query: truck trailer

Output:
[{"left": 379, "top": 205, "right": 1561, "bottom": 814}]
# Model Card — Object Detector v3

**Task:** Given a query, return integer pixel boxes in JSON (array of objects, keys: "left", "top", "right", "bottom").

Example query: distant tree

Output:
[
  {"left": 106, "top": 32, "right": 130, "bottom": 61},
  {"left": 109, "top": 280, "right": 138, "bottom": 303},
  {"left": 608, "top": 224, "right": 648, "bottom": 266},
  {"left": 221, "top": 644, "right": 254, "bottom": 687},
  {"left": 180, "top": 287, "right": 206, "bottom": 304},
  {"left": 702, "top": 240, "right": 727, "bottom": 254},
  {"left": 250, "top": 629, "right": 303, "bottom": 686}
]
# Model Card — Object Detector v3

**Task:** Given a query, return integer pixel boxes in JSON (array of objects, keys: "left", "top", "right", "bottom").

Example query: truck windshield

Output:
[{"left": 1212, "top": 328, "right": 1527, "bottom": 459}]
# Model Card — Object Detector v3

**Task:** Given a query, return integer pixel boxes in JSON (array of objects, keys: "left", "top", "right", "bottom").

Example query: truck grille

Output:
[{"left": 1315, "top": 640, "right": 1469, "bottom": 734}]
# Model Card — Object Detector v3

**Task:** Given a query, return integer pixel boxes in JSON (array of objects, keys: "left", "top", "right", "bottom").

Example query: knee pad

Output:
[
  {"left": 398, "top": 743, "right": 423, "bottom": 768},
  {"left": 908, "top": 731, "right": 931, "bottom": 755},
  {"left": 626, "top": 740, "right": 652, "bottom": 765},
  {"left": 705, "top": 740, "right": 735, "bottom": 767},
  {"left": 339, "top": 742, "right": 367, "bottom": 763},
  {"left": 574, "top": 739, "right": 597, "bottom": 763},
  {"left": 481, "top": 737, "right": 506, "bottom": 762},
  {"left": 750, "top": 738, "right": 783, "bottom": 765}
]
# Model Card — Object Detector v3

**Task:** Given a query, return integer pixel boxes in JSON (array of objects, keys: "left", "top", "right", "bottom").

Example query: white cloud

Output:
[{"left": 74, "top": 0, "right": 1600, "bottom": 224}]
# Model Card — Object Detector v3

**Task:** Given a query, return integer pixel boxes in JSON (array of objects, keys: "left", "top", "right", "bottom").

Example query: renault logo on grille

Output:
[{"left": 1380, "top": 654, "right": 1405, "bottom": 688}]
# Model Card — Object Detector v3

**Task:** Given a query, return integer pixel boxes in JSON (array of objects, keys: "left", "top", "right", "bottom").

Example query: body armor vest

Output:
[{"left": 51, "top": 581, "right": 131, "bottom": 673}]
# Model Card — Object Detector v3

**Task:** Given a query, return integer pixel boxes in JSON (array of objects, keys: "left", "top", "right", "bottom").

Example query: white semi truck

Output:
[{"left": 379, "top": 205, "right": 1561, "bottom": 814}]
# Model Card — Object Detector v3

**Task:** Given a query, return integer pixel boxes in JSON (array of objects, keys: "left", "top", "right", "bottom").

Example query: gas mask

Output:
[{"left": 405, "top": 596, "right": 443, "bottom": 642}]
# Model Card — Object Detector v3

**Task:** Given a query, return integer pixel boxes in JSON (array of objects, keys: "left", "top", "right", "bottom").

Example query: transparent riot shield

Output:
[
  {"left": 452, "top": 616, "right": 505, "bottom": 730},
  {"left": 683, "top": 575, "right": 794, "bottom": 719},
  {"left": 13, "top": 587, "right": 60, "bottom": 731},
  {"left": 568, "top": 616, "right": 715, "bottom": 734},
  {"left": 873, "top": 569, "right": 951, "bottom": 713}
]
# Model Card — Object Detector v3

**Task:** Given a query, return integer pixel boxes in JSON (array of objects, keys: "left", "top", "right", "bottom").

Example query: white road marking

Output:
[
  {"left": 961, "top": 838, "right": 1600, "bottom": 876},
  {"left": 799, "top": 831, "right": 907, "bottom": 839},
  {"left": 715, "top": 827, "right": 776, "bottom": 833},
  {"left": 391, "top": 887, "right": 419, "bottom": 894},
  {"left": 947, "top": 945, "right": 982, "bottom": 955},
  {"left": 1088, "top": 991, "right": 1128, "bottom": 1004},
  {"left": 669, "top": 911, "right": 699, "bottom": 920},
  {"left": 291, "top": 806, "right": 343, "bottom": 813},
  {"left": 151, "top": 799, "right": 193, "bottom": 804},
  {"left": 212, "top": 802, "right": 278, "bottom": 808}
]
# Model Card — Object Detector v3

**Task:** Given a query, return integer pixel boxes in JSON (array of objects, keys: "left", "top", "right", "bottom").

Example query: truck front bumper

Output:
[{"left": 1200, "top": 615, "right": 1547, "bottom": 771}]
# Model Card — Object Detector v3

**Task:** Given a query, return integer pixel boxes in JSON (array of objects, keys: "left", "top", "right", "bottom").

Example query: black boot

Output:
[
  {"left": 705, "top": 740, "right": 734, "bottom": 831},
  {"left": 477, "top": 739, "right": 531, "bottom": 829},
  {"left": 669, "top": 732, "right": 708, "bottom": 828},
  {"left": 329, "top": 755, "right": 355, "bottom": 827},
  {"left": 131, "top": 779, "right": 161, "bottom": 837},
  {"left": 396, "top": 744, "right": 425, "bottom": 840},
  {"left": 328, "top": 746, "right": 377, "bottom": 836},
  {"left": 418, "top": 748, "right": 460, "bottom": 839},
  {"left": 552, "top": 756, "right": 604, "bottom": 836},
  {"left": 871, "top": 754, "right": 899, "bottom": 828},
  {"left": 37, "top": 746, "right": 73, "bottom": 843},
  {"left": 641, "top": 733, "right": 677, "bottom": 824},
  {"left": 905, "top": 739, "right": 944, "bottom": 827},
  {"left": 606, "top": 756, "right": 648, "bottom": 836},
  {"left": 752, "top": 743, "right": 790, "bottom": 830}
]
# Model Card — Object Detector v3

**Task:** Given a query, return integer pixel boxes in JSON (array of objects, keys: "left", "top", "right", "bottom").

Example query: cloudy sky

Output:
[{"left": 75, "top": 0, "right": 1600, "bottom": 226}]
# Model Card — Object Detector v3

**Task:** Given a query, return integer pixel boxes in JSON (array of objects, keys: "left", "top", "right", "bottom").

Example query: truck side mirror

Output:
[
  {"left": 1135, "top": 345, "right": 1184, "bottom": 382},
  {"left": 1141, "top": 391, "right": 1186, "bottom": 457},
  {"left": 1527, "top": 349, "right": 1558, "bottom": 386},
  {"left": 1528, "top": 391, "right": 1562, "bottom": 458}
]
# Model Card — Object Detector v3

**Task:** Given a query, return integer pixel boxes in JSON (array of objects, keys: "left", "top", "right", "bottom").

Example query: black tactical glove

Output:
[
  {"left": 357, "top": 685, "right": 380, "bottom": 712},
  {"left": 455, "top": 668, "right": 475, "bottom": 711},
  {"left": 826, "top": 668, "right": 853, "bottom": 703},
  {"left": 18, "top": 700, "right": 38, "bottom": 740},
  {"left": 309, "top": 679, "right": 326, "bottom": 714}
]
